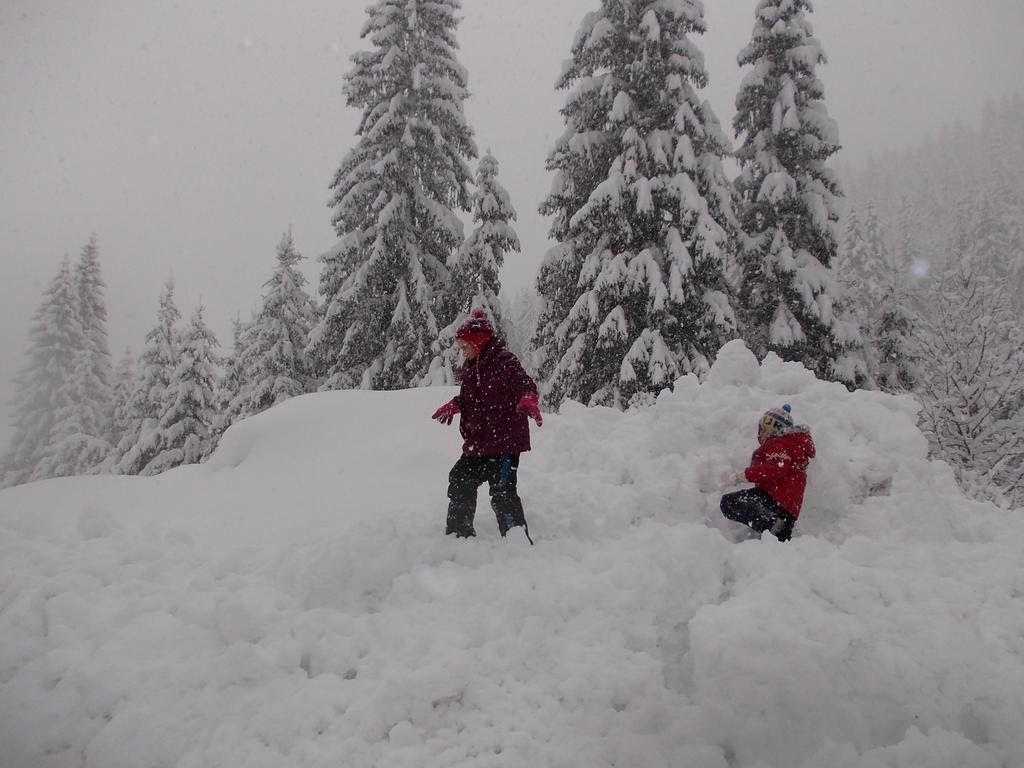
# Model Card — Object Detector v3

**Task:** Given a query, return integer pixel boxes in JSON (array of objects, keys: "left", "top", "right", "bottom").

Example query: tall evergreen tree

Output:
[
  {"left": 861, "top": 202, "right": 890, "bottom": 276},
  {"left": 447, "top": 151, "right": 519, "bottom": 323},
  {"left": 893, "top": 196, "right": 925, "bottom": 278},
  {"left": 117, "top": 280, "right": 182, "bottom": 474},
  {"left": 873, "top": 203, "right": 919, "bottom": 391},
  {"left": 969, "top": 172, "right": 1022, "bottom": 288},
  {"left": 35, "top": 356, "right": 111, "bottom": 479},
  {"left": 37, "top": 236, "right": 117, "bottom": 477},
  {"left": 873, "top": 281, "right": 918, "bottom": 392},
  {"left": 235, "top": 231, "right": 319, "bottom": 415},
  {"left": 733, "top": 0, "right": 864, "bottom": 386},
  {"left": 142, "top": 306, "right": 220, "bottom": 474},
  {"left": 534, "top": 0, "right": 739, "bottom": 409},
  {"left": 427, "top": 151, "right": 521, "bottom": 384},
  {"left": 72, "top": 235, "right": 114, "bottom": 446},
  {"left": 839, "top": 204, "right": 913, "bottom": 391},
  {"left": 839, "top": 204, "right": 894, "bottom": 295},
  {"left": 837, "top": 205, "right": 866, "bottom": 282},
  {"left": 309, "top": 0, "right": 477, "bottom": 390},
  {"left": 208, "top": 317, "right": 250, "bottom": 456},
  {"left": 107, "top": 348, "right": 136, "bottom": 470},
  {"left": 2, "top": 257, "right": 81, "bottom": 486},
  {"left": 501, "top": 287, "right": 542, "bottom": 377}
]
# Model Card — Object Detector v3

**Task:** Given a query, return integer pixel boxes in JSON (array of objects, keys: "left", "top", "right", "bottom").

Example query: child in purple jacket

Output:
[{"left": 432, "top": 309, "right": 543, "bottom": 541}]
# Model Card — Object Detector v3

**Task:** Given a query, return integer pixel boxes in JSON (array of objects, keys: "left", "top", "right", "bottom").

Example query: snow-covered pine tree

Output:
[
  {"left": 36, "top": 236, "right": 117, "bottom": 477},
  {"left": 893, "top": 196, "right": 925, "bottom": 279},
  {"left": 838, "top": 203, "right": 915, "bottom": 391},
  {"left": 235, "top": 231, "right": 319, "bottom": 414},
  {"left": 426, "top": 151, "right": 521, "bottom": 384},
  {"left": 309, "top": 0, "right": 477, "bottom": 391},
  {"left": 2, "top": 257, "right": 82, "bottom": 486},
  {"left": 142, "top": 306, "right": 220, "bottom": 474},
  {"left": 835, "top": 203, "right": 873, "bottom": 362},
  {"left": 72, "top": 236, "right": 114, "bottom": 446},
  {"left": 534, "top": 0, "right": 739, "bottom": 409},
  {"left": 915, "top": 266, "right": 1024, "bottom": 508},
  {"left": 35, "top": 366, "right": 111, "bottom": 479},
  {"left": 209, "top": 316, "right": 251, "bottom": 453},
  {"left": 501, "top": 287, "right": 542, "bottom": 377},
  {"left": 107, "top": 348, "right": 136, "bottom": 470},
  {"left": 733, "top": 0, "right": 865, "bottom": 387},
  {"left": 837, "top": 204, "right": 865, "bottom": 282},
  {"left": 873, "top": 281, "right": 918, "bottom": 392},
  {"left": 869, "top": 203, "right": 919, "bottom": 392},
  {"left": 116, "top": 280, "right": 182, "bottom": 474},
  {"left": 840, "top": 203, "right": 894, "bottom": 296},
  {"left": 969, "top": 173, "right": 1023, "bottom": 288},
  {"left": 861, "top": 201, "right": 890, "bottom": 277},
  {"left": 447, "top": 151, "right": 520, "bottom": 324}
]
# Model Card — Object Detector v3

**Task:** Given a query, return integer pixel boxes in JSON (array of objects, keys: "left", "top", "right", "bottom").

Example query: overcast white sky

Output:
[{"left": 2, "top": 0, "right": 1022, "bottom": 453}]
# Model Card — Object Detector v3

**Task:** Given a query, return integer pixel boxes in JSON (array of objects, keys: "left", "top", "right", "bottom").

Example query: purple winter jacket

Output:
[{"left": 455, "top": 337, "right": 538, "bottom": 457}]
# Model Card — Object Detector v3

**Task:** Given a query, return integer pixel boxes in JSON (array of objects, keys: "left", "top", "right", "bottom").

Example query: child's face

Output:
[
  {"left": 757, "top": 424, "right": 769, "bottom": 444},
  {"left": 456, "top": 338, "right": 479, "bottom": 360}
]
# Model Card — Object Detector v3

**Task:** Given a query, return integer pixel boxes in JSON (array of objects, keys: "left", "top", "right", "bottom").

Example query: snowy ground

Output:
[{"left": 1, "top": 341, "right": 1022, "bottom": 768}]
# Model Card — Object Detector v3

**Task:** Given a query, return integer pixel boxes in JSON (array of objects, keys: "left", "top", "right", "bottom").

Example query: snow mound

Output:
[{"left": 1, "top": 344, "right": 1021, "bottom": 768}]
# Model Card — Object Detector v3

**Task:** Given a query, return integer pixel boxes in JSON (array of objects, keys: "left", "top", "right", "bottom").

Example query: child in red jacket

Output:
[
  {"left": 720, "top": 404, "right": 815, "bottom": 541},
  {"left": 431, "top": 309, "right": 542, "bottom": 542}
]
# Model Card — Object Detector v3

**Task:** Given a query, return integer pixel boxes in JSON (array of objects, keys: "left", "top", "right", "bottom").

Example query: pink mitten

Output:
[
  {"left": 517, "top": 392, "right": 543, "bottom": 426},
  {"left": 432, "top": 399, "right": 459, "bottom": 425}
]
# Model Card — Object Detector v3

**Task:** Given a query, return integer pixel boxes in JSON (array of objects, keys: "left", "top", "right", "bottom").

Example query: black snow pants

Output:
[
  {"left": 446, "top": 454, "right": 528, "bottom": 540},
  {"left": 720, "top": 487, "right": 796, "bottom": 542}
]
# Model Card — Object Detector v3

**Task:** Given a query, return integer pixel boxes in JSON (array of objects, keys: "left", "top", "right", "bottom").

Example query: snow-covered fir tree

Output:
[
  {"left": 117, "top": 280, "right": 182, "bottom": 474},
  {"left": 34, "top": 374, "right": 108, "bottom": 480},
  {"left": 446, "top": 152, "right": 519, "bottom": 324},
  {"left": 732, "top": 0, "right": 865, "bottom": 386},
  {"left": 426, "top": 151, "right": 520, "bottom": 384},
  {"left": 36, "top": 236, "right": 117, "bottom": 477},
  {"left": 233, "top": 231, "right": 319, "bottom": 416},
  {"left": 839, "top": 203, "right": 914, "bottom": 391},
  {"left": 208, "top": 316, "right": 250, "bottom": 454},
  {"left": 837, "top": 205, "right": 866, "bottom": 283},
  {"left": 534, "top": 0, "right": 739, "bottom": 409},
  {"left": 501, "top": 287, "right": 542, "bottom": 377},
  {"left": 72, "top": 236, "right": 114, "bottom": 446},
  {"left": 873, "top": 282, "right": 918, "bottom": 392},
  {"left": 2, "top": 257, "right": 82, "bottom": 486},
  {"left": 309, "top": 0, "right": 477, "bottom": 391},
  {"left": 839, "top": 203, "right": 894, "bottom": 294},
  {"left": 142, "top": 306, "right": 220, "bottom": 474},
  {"left": 861, "top": 202, "right": 890, "bottom": 277},
  {"left": 107, "top": 348, "right": 136, "bottom": 470},
  {"left": 870, "top": 203, "right": 918, "bottom": 392},
  {"left": 836, "top": 205, "right": 871, "bottom": 358},
  {"left": 915, "top": 266, "right": 1024, "bottom": 508},
  {"left": 893, "top": 196, "right": 925, "bottom": 279},
  {"left": 969, "top": 173, "right": 1023, "bottom": 289}
]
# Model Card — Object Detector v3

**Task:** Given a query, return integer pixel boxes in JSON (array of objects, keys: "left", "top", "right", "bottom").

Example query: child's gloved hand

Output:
[
  {"left": 517, "top": 392, "right": 543, "bottom": 426},
  {"left": 431, "top": 399, "right": 459, "bottom": 425}
]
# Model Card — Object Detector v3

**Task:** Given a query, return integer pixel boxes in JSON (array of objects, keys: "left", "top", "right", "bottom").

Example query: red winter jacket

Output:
[
  {"left": 744, "top": 428, "right": 815, "bottom": 518},
  {"left": 456, "top": 337, "right": 538, "bottom": 457}
]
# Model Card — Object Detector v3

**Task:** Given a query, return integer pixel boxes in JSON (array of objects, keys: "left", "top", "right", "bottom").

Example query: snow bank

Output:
[{"left": 1, "top": 341, "right": 1021, "bottom": 768}]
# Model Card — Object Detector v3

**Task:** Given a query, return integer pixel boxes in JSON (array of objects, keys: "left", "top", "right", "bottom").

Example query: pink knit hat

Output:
[{"left": 455, "top": 308, "right": 494, "bottom": 351}]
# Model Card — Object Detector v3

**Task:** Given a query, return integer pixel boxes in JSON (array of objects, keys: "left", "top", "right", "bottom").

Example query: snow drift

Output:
[{"left": 1, "top": 341, "right": 1021, "bottom": 768}]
